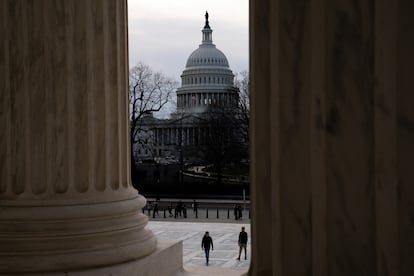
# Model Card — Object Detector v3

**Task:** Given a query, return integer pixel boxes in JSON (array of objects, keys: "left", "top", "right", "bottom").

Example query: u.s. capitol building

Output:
[{"left": 134, "top": 13, "right": 240, "bottom": 163}]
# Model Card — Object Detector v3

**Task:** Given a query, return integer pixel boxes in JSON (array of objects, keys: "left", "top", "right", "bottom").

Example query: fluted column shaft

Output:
[
  {"left": 0, "top": 0, "right": 156, "bottom": 273},
  {"left": 250, "top": 0, "right": 413, "bottom": 275}
]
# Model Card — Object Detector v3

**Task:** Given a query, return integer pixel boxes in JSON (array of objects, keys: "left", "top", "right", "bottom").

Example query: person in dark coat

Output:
[
  {"left": 183, "top": 203, "right": 187, "bottom": 218},
  {"left": 168, "top": 205, "right": 173, "bottom": 217},
  {"left": 201, "top": 231, "right": 214, "bottom": 265},
  {"left": 177, "top": 200, "right": 183, "bottom": 218},
  {"left": 152, "top": 203, "right": 159, "bottom": 218},
  {"left": 237, "top": 226, "right": 248, "bottom": 260},
  {"left": 234, "top": 205, "right": 238, "bottom": 220},
  {"left": 237, "top": 205, "right": 243, "bottom": 220},
  {"left": 193, "top": 200, "right": 198, "bottom": 212}
]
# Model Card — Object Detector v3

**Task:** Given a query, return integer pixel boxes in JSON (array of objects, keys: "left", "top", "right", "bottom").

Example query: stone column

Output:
[
  {"left": 0, "top": 1, "right": 156, "bottom": 274},
  {"left": 250, "top": 0, "right": 413, "bottom": 275},
  {"left": 175, "top": 128, "right": 178, "bottom": 145}
]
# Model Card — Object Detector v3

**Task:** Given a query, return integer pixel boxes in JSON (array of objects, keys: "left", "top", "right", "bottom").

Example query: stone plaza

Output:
[{"left": 148, "top": 221, "right": 250, "bottom": 272}]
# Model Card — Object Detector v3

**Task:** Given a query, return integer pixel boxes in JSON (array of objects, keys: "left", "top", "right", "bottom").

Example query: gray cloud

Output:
[{"left": 128, "top": 17, "right": 248, "bottom": 80}]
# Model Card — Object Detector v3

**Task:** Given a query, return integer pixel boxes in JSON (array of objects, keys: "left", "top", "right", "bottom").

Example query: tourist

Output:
[
  {"left": 193, "top": 199, "right": 198, "bottom": 212},
  {"left": 183, "top": 203, "right": 187, "bottom": 218},
  {"left": 152, "top": 203, "right": 159, "bottom": 218},
  {"left": 201, "top": 231, "right": 214, "bottom": 265},
  {"left": 234, "top": 205, "right": 238, "bottom": 220},
  {"left": 237, "top": 226, "right": 248, "bottom": 260},
  {"left": 237, "top": 205, "right": 243, "bottom": 220},
  {"left": 168, "top": 205, "right": 173, "bottom": 217}
]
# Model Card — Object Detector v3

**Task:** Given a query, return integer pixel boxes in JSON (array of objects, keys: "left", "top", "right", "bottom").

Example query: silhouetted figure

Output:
[
  {"left": 237, "top": 205, "right": 243, "bottom": 220},
  {"left": 152, "top": 203, "right": 159, "bottom": 218},
  {"left": 193, "top": 200, "right": 198, "bottom": 212},
  {"left": 237, "top": 226, "right": 248, "bottom": 260},
  {"left": 201, "top": 231, "right": 214, "bottom": 265},
  {"left": 183, "top": 204, "right": 187, "bottom": 218},
  {"left": 177, "top": 200, "right": 183, "bottom": 218},
  {"left": 234, "top": 205, "right": 238, "bottom": 220},
  {"left": 168, "top": 205, "right": 173, "bottom": 217}
]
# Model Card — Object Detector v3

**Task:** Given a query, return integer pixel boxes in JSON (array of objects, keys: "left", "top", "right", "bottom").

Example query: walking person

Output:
[
  {"left": 237, "top": 226, "right": 248, "bottom": 260},
  {"left": 201, "top": 231, "right": 214, "bottom": 265},
  {"left": 183, "top": 204, "right": 187, "bottom": 218},
  {"left": 152, "top": 203, "right": 159, "bottom": 218},
  {"left": 168, "top": 205, "right": 173, "bottom": 217},
  {"left": 193, "top": 200, "right": 198, "bottom": 213},
  {"left": 237, "top": 204, "right": 243, "bottom": 220},
  {"left": 177, "top": 201, "right": 183, "bottom": 218},
  {"left": 234, "top": 205, "right": 238, "bottom": 220}
]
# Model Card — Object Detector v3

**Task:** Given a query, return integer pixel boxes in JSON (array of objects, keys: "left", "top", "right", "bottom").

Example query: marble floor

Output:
[{"left": 147, "top": 221, "right": 251, "bottom": 272}]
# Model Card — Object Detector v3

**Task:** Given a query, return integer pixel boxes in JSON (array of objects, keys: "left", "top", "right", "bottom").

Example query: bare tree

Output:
[
  {"left": 197, "top": 71, "right": 250, "bottom": 184},
  {"left": 204, "top": 109, "right": 239, "bottom": 184},
  {"left": 129, "top": 62, "right": 178, "bottom": 177},
  {"left": 234, "top": 70, "right": 250, "bottom": 143}
]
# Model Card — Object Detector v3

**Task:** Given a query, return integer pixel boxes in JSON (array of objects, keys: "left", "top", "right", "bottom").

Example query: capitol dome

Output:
[
  {"left": 175, "top": 12, "right": 238, "bottom": 115},
  {"left": 184, "top": 12, "right": 230, "bottom": 69},
  {"left": 185, "top": 45, "right": 229, "bottom": 68}
]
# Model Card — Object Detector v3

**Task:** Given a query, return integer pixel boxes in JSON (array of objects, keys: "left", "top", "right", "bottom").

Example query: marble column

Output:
[
  {"left": 0, "top": 1, "right": 156, "bottom": 273},
  {"left": 250, "top": 0, "right": 414, "bottom": 275}
]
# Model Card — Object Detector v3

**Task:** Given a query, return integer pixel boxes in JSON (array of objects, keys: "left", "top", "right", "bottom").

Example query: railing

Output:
[{"left": 142, "top": 200, "right": 251, "bottom": 221}]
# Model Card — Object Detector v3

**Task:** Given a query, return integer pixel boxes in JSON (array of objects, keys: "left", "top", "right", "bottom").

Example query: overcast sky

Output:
[{"left": 127, "top": 0, "right": 249, "bottom": 81}]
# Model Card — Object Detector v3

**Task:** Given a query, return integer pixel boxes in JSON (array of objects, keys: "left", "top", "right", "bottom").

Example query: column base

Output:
[
  {"left": 0, "top": 194, "right": 157, "bottom": 273},
  {"left": 7, "top": 239, "right": 183, "bottom": 276}
]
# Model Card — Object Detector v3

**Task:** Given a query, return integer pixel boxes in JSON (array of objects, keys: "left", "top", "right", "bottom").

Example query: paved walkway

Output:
[{"left": 147, "top": 221, "right": 251, "bottom": 272}]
